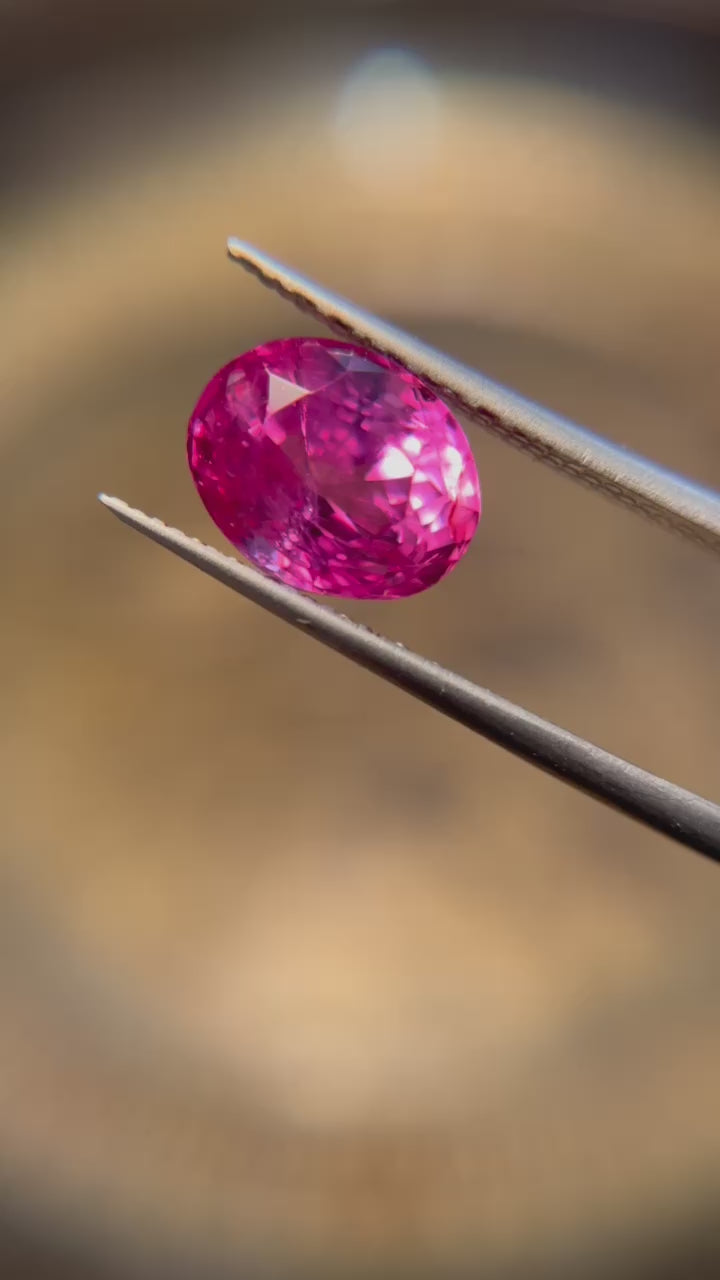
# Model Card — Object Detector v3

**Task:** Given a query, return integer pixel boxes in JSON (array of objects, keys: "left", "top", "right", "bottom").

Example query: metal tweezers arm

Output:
[{"left": 227, "top": 239, "right": 720, "bottom": 552}]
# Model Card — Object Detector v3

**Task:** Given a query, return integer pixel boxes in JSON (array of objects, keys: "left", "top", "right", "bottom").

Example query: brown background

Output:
[{"left": 1, "top": 2, "right": 720, "bottom": 1275}]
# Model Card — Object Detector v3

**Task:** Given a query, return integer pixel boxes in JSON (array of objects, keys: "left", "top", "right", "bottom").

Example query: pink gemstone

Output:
[{"left": 187, "top": 338, "right": 481, "bottom": 599}]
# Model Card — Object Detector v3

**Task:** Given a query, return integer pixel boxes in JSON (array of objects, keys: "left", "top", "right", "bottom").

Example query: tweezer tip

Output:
[
  {"left": 99, "top": 493, "right": 144, "bottom": 527},
  {"left": 226, "top": 236, "right": 254, "bottom": 263},
  {"left": 98, "top": 492, "right": 123, "bottom": 513}
]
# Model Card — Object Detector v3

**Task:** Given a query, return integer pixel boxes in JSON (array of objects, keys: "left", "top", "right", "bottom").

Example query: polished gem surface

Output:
[{"left": 187, "top": 338, "right": 480, "bottom": 599}]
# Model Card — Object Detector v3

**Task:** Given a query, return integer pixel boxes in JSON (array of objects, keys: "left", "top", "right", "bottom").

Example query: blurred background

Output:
[{"left": 2, "top": 0, "right": 720, "bottom": 1276}]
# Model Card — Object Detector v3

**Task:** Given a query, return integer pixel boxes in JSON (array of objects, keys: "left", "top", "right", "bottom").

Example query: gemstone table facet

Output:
[{"left": 187, "top": 338, "right": 481, "bottom": 599}]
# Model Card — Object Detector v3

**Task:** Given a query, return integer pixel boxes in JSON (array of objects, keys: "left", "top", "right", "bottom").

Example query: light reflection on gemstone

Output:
[
  {"left": 367, "top": 445, "right": 415, "bottom": 482},
  {"left": 187, "top": 338, "right": 481, "bottom": 600}
]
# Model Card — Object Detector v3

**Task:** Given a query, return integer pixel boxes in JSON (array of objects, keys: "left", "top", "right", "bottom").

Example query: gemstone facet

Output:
[{"left": 187, "top": 338, "right": 481, "bottom": 599}]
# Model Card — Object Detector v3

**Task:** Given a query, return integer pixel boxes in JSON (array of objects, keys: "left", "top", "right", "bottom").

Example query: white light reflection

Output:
[{"left": 334, "top": 49, "right": 442, "bottom": 192}]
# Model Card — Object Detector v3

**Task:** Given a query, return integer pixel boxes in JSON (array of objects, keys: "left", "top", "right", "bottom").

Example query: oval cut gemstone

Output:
[{"left": 187, "top": 338, "right": 481, "bottom": 599}]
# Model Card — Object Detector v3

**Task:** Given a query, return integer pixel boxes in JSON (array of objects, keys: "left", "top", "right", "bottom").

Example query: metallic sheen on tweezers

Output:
[
  {"left": 99, "top": 495, "right": 720, "bottom": 863},
  {"left": 227, "top": 237, "right": 720, "bottom": 552}
]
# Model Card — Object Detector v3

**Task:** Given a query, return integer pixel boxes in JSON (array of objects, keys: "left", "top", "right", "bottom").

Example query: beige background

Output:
[{"left": 1, "top": 3, "right": 720, "bottom": 1275}]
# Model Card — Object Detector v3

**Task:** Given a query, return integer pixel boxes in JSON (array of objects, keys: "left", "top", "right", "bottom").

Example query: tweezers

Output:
[{"left": 99, "top": 239, "right": 720, "bottom": 863}]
